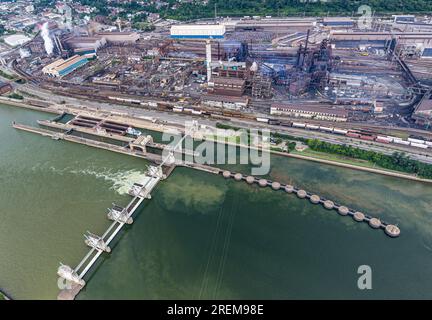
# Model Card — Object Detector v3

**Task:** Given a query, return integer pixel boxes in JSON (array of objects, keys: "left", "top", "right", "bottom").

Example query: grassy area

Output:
[
  {"left": 290, "top": 148, "right": 419, "bottom": 177},
  {"left": 292, "top": 148, "right": 378, "bottom": 169},
  {"left": 205, "top": 133, "right": 244, "bottom": 145},
  {"left": 0, "top": 69, "right": 15, "bottom": 80},
  {"left": 8, "top": 92, "right": 24, "bottom": 100}
]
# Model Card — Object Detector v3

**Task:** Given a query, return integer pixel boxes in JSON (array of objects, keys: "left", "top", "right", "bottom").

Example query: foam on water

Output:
[
  {"left": 46, "top": 165, "right": 147, "bottom": 195},
  {"left": 73, "top": 168, "right": 148, "bottom": 196}
]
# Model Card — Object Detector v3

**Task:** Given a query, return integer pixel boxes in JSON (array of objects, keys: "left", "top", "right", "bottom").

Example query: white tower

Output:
[{"left": 206, "top": 40, "right": 212, "bottom": 82}]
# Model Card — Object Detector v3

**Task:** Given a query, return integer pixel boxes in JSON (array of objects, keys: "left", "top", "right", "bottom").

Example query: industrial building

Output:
[
  {"left": 73, "top": 47, "right": 97, "bottom": 58},
  {"left": 202, "top": 94, "right": 249, "bottom": 110},
  {"left": 0, "top": 81, "right": 13, "bottom": 95},
  {"left": 95, "top": 32, "right": 140, "bottom": 44},
  {"left": 421, "top": 47, "right": 432, "bottom": 58},
  {"left": 42, "top": 55, "right": 89, "bottom": 77},
  {"left": 393, "top": 15, "right": 416, "bottom": 23},
  {"left": 210, "top": 77, "right": 246, "bottom": 96},
  {"left": 234, "top": 18, "right": 317, "bottom": 32},
  {"left": 323, "top": 17, "right": 355, "bottom": 28},
  {"left": 64, "top": 36, "right": 106, "bottom": 50},
  {"left": 170, "top": 24, "right": 226, "bottom": 39},
  {"left": 330, "top": 31, "right": 432, "bottom": 47},
  {"left": 413, "top": 95, "right": 432, "bottom": 125},
  {"left": 4, "top": 34, "right": 31, "bottom": 47},
  {"left": 213, "top": 61, "right": 248, "bottom": 78},
  {"left": 270, "top": 103, "right": 349, "bottom": 122}
]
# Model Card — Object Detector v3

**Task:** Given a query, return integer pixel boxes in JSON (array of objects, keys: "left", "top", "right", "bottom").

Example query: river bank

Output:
[
  {"left": 205, "top": 134, "right": 432, "bottom": 184},
  {"left": 5, "top": 96, "right": 431, "bottom": 184},
  {"left": 0, "top": 97, "right": 61, "bottom": 114}
]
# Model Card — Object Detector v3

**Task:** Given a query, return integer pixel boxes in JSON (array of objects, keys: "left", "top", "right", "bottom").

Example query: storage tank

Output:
[{"left": 170, "top": 24, "right": 226, "bottom": 39}]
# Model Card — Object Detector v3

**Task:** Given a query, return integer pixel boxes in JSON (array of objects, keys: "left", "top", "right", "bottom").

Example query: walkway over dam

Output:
[{"left": 12, "top": 121, "right": 401, "bottom": 299}]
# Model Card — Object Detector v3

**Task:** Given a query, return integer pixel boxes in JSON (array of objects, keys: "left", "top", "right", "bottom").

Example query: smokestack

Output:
[
  {"left": 206, "top": 40, "right": 212, "bottom": 82},
  {"left": 41, "top": 22, "right": 54, "bottom": 56}
]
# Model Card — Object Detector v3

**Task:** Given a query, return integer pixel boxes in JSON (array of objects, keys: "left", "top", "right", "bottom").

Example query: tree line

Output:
[
  {"left": 35, "top": 0, "right": 432, "bottom": 22},
  {"left": 306, "top": 139, "right": 432, "bottom": 179},
  {"left": 165, "top": 0, "right": 432, "bottom": 20}
]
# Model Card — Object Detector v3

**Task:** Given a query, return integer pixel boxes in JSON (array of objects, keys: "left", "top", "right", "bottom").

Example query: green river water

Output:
[{"left": 1, "top": 103, "right": 432, "bottom": 299}]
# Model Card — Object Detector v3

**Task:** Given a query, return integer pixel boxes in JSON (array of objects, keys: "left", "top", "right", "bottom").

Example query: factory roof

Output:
[
  {"left": 393, "top": 15, "right": 416, "bottom": 23},
  {"left": 43, "top": 55, "right": 89, "bottom": 76},
  {"left": 213, "top": 77, "right": 246, "bottom": 86},
  {"left": 4, "top": 34, "right": 31, "bottom": 47},
  {"left": 324, "top": 21, "right": 354, "bottom": 26},
  {"left": 64, "top": 36, "right": 103, "bottom": 43},
  {"left": 56, "top": 55, "right": 87, "bottom": 71},
  {"left": 423, "top": 48, "right": 432, "bottom": 57},
  {"left": 171, "top": 24, "right": 225, "bottom": 30},
  {"left": 94, "top": 32, "right": 139, "bottom": 42},
  {"left": 323, "top": 17, "right": 355, "bottom": 22},
  {"left": 96, "top": 31, "right": 136, "bottom": 35},
  {"left": 170, "top": 24, "right": 226, "bottom": 39},
  {"left": 323, "top": 17, "right": 354, "bottom": 26},
  {"left": 58, "top": 59, "right": 88, "bottom": 76},
  {"left": 74, "top": 47, "right": 96, "bottom": 52},
  {"left": 331, "top": 31, "right": 432, "bottom": 40},
  {"left": 271, "top": 103, "right": 349, "bottom": 117},
  {"left": 43, "top": 58, "right": 66, "bottom": 71}
]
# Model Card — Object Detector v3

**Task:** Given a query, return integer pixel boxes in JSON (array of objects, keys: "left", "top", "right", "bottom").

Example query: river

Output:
[{"left": 1, "top": 103, "right": 432, "bottom": 299}]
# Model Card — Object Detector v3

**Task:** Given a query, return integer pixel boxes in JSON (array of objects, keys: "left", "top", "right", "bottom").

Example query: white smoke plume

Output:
[{"left": 41, "top": 22, "right": 54, "bottom": 55}]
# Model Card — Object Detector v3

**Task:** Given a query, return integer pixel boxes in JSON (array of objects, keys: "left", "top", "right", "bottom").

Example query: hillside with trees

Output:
[
  {"left": 36, "top": 0, "right": 432, "bottom": 22},
  {"left": 165, "top": 0, "right": 432, "bottom": 20}
]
